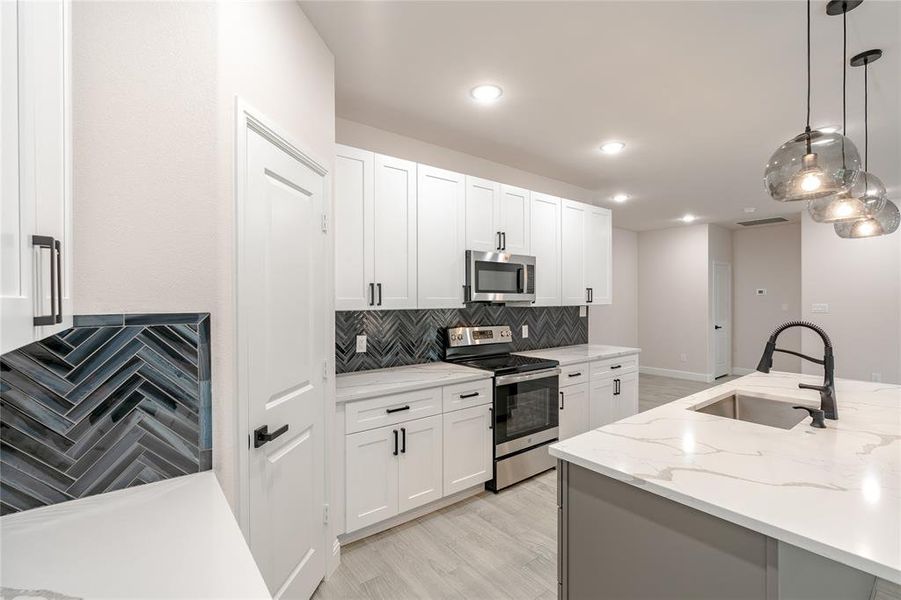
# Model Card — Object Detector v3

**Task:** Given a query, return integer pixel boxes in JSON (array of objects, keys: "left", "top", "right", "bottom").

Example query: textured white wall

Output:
[
  {"left": 638, "top": 224, "right": 710, "bottom": 376},
  {"left": 72, "top": 1, "right": 335, "bottom": 509},
  {"left": 589, "top": 228, "right": 638, "bottom": 347},
  {"left": 801, "top": 212, "right": 901, "bottom": 384},
  {"left": 732, "top": 224, "right": 802, "bottom": 373}
]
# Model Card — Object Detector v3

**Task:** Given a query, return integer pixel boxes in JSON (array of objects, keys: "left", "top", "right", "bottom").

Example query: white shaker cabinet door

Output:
[
  {"left": 614, "top": 371, "right": 639, "bottom": 421},
  {"left": 334, "top": 145, "right": 373, "bottom": 310},
  {"left": 585, "top": 205, "right": 612, "bottom": 305},
  {"left": 373, "top": 154, "right": 418, "bottom": 310},
  {"left": 345, "top": 425, "right": 399, "bottom": 533},
  {"left": 561, "top": 199, "right": 588, "bottom": 306},
  {"left": 498, "top": 184, "right": 530, "bottom": 255},
  {"left": 417, "top": 164, "right": 466, "bottom": 308},
  {"left": 529, "top": 192, "right": 561, "bottom": 306},
  {"left": 442, "top": 404, "right": 492, "bottom": 496},
  {"left": 558, "top": 382, "right": 590, "bottom": 441},
  {"left": 465, "top": 175, "right": 501, "bottom": 253},
  {"left": 397, "top": 415, "right": 443, "bottom": 513},
  {"left": 589, "top": 374, "right": 616, "bottom": 429}
]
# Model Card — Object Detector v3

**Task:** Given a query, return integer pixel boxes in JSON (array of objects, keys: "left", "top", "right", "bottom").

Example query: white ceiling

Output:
[{"left": 301, "top": 1, "right": 900, "bottom": 231}]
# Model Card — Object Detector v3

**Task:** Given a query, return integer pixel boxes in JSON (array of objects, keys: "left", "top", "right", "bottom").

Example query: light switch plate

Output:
[
  {"left": 756, "top": 288, "right": 767, "bottom": 296},
  {"left": 522, "top": 325, "right": 529, "bottom": 339},
  {"left": 680, "top": 353, "right": 687, "bottom": 363},
  {"left": 355, "top": 335, "right": 367, "bottom": 353},
  {"left": 811, "top": 303, "right": 829, "bottom": 314}
]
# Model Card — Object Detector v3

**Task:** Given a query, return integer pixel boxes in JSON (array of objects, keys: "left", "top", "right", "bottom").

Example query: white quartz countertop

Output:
[
  {"left": 0, "top": 472, "right": 270, "bottom": 599},
  {"left": 514, "top": 343, "right": 641, "bottom": 366},
  {"left": 336, "top": 361, "right": 492, "bottom": 403},
  {"left": 550, "top": 371, "right": 901, "bottom": 583}
]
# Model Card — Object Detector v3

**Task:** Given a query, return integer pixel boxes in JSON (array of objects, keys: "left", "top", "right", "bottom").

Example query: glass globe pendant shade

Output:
[
  {"left": 807, "top": 171, "right": 888, "bottom": 223},
  {"left": 764, "top": 131, "right": 861, "bottom": 202},
  {"left": 834, "top": 199, "right": 900, "bottom": 238}
]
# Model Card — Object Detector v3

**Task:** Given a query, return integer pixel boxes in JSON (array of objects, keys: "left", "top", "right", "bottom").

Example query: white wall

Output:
[
  {"left": 589, "top": 227, "right": 638, "bottom": 347},
  {"left": 72, "top": 1, "right": 335, "bottom": 509},
  {"left": 732, "top": 223, "right": 802, "bottom": 373},
  {"left": 638, "top": 224, "right": 710, "bottom": 378},
  {"left": 801, "top": 212, "right": 901, "bottom": 384},
  {"left": 336, "top": 118, "right": 597, "bottom": 204}
]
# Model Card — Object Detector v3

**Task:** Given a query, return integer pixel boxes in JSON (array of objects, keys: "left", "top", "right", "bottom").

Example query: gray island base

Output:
[{"left": 557, "top": 461, "right": 883, "bottom": 600}]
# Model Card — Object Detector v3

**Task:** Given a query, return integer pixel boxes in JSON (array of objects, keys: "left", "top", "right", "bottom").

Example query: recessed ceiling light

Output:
[
  {"left": 682, "top": 214, "right": 697, "bottom": 223},
  {"left": 612, "top": 193, "right": 629, "bottom": 203},
  {"left": 600, "top": 141, "right": 626, "bottom": 154},
  {"left": 470, "top": 84, "right": 503, "bottom": 103},
  {"left": 818, "top": 126, "right": 838, "bottom": 134}
]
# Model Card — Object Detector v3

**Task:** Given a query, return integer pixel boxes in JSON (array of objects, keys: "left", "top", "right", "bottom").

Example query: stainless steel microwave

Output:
[{"left": 464, "top": 251, "right": 536, "bottom": 303}]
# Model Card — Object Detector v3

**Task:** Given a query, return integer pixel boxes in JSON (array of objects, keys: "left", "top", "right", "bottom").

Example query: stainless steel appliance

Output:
[
  {"left": 464, "top": 251, "right": 536, "bottom": 304},
  {"left": 445, "top": 325, "right": 559, "bottom": 491}
]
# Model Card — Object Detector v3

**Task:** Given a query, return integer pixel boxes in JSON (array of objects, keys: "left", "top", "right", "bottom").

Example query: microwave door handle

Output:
[{"left": 517, "top": 267, "right": 523, "bottom": 293}]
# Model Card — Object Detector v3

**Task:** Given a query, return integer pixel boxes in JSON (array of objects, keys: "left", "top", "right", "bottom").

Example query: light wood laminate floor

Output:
[{"left": 314, "top": 373, "right": 736, "bottom": 600}]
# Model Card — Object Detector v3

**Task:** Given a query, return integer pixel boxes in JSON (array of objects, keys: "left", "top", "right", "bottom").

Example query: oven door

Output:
[
  {"left": 466, "top": 251, "right": 535, "bottom": 303},
  {"left": 493, "top": 368, "right": 560, "bottom": 457}
]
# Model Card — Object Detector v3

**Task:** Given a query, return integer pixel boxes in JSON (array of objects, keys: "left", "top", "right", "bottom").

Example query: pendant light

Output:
[
  {"left": 833, "top": 48, "right": 899, "bottom": 239},
  {"left": 764, "top": 0, "right": 861, "bottom": 202},
  {"left": 808, "top": 5, "right": 886, "bottom": 222}
]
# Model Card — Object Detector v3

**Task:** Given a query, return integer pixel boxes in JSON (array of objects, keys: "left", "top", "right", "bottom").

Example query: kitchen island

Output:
[{"left": 550, "top": 371, "right": 901, "bottom": 599}]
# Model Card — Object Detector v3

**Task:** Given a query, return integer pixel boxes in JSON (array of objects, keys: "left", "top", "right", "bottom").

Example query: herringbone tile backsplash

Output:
[
  {"left": 336, "top": 306, "right": 587, "bottom": 373},
  {"left": 0, "top": 313, "right": 212, "bottom": 515}
]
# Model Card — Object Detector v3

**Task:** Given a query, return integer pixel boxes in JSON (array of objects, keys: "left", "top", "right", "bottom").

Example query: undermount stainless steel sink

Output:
[{"left": 692, "top": 394, "right": 808, "bottom": 430}]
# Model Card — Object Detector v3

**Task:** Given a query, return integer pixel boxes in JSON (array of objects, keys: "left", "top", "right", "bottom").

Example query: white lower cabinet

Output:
[
  {"left": 589, "top": 369, "right": 639, "bottom": 429},
  {"left": 442, "top": 404, "right": 493, "bottom": 495},
  {"left": 398, "top": 415, "right": 443, "bottom": 513},
  {"left": 345, "top": 425, "right": 399, "bottom": 532},
  {"left": 558, "top": 382, "right": 590, "bottom": 441}
]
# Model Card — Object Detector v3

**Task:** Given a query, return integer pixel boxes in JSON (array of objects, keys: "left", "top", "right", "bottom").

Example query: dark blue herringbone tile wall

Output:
[
  {"left": 0, "top": 313, "right": 212, "bottom": 515},
  {"left": 336, "top": 306, "right": 588, "bottom": 373}
]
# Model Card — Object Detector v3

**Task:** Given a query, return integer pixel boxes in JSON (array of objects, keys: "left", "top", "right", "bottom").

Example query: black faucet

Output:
[{"left": 756, "top": 321, "right": 837, "bottom": 424}]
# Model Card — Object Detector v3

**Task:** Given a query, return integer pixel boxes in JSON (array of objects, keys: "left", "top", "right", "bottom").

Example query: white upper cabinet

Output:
[
  {"left": 373, "top": 154, "right": 417, "bottom": 309},
  {"left": 586, "top": 206, "right": 612, "bottom": 305},
  {"left": 560, "top": 199, "right": 612, "bottom": 306},
  {"left": 417, "top": 164, "right": 466, "bottom": 308},
  {"left": 561, "top": 199, "right": 588, "bottom": 305},
  {"left": 465, "top": 176, "right": 501, "bottom": 253},
  {"left": 1, "top": 0, "right": 73, "bottom": 354},
  {"left": 530, "top": 192, "right": 562, "bottom": 306},
  {"left": 334, "top": 147, "right": 417, "bottom": 311},
  {"left": 498, "top": 184, "right": 530, "bottom": 255}
]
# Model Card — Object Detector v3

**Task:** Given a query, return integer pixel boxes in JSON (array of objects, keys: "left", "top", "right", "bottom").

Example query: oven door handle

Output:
[{"left": 495, "top": 368, "right": 561, "bottom": 387}]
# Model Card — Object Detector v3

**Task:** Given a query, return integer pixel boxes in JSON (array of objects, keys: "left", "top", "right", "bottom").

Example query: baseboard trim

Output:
[
  {"left": 339, "top": 484, "right": 484, "bottom": 545},
  {"left": 731, "top": 367, "right": 756, "bottom": 376},
  {"left": 639, "top": 366, "right": 711, "bottom": 383}
]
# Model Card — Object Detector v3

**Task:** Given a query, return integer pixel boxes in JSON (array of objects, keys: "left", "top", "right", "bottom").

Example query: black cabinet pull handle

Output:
[
  {"left": 559, "top": 391, "right": 565, "bottom": 410},
  {"left": 401, "top": 427, "right": 406, "bottom": 453},
  {"left": 386, "top": 405, "right": 411, "bottom": 414},
  {"left": 568, "top": 372, "right": 581, "bottom": 378},
  {"left": 610, "top": 364, "right": 622, "bottom": 370},
  {"left": 31, "top": 235, "right": 57, "bottom": 326},
  {"left": 253, "top": 424, "right": 289, "bottom": 448},
  {"left": 460, "top": 392, "right": 480, "bottom": 399},
  {"left": 54, "top": 240, "right": 62, "bottom": 323},
  {"left": 369, "top": 282, "right": 375, "bottom": 306},
  {"left": 393, "top": 429, "right": 399, "bottom": 455},
  {"left": 489, "top": 407, "right": 493, "bottom": 429},
  {"left": 501, "top": 232, "right": 506, "bottom": 250},
  {"left": 497, "top": 231, "right": 502, "bottom": 251},
  {"left": 377, "top": 283, "right": 382, "bottom": 306},
  {"left": 588, "top": 288, "right": 593, "bottom": 303}
]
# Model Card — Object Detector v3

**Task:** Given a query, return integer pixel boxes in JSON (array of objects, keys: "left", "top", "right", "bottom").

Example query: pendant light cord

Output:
[
  {"left": 864, "top": 63, "right": 868, "bottom": 171},
  {"left": 840, "top": 3, "right": 848, "bottom": 166},
  {"left": 805, "top": 0, "right": 812, "bottom": 152}
]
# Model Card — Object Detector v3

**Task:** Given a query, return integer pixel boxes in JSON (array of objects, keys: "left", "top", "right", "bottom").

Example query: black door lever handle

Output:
[{"left": 254, "top": 424, "right": 289, "bottom": 448}]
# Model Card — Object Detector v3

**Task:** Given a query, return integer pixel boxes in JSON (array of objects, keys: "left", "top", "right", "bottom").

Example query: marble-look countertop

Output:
[
  {"left": 336, "top": 362, "right": 492, "bottom": 403},
  {"left": 550, "top": 371, "right": 901, "bottom": 583},
  {"left": 514, "top": 343, "right": 641, "bottom": 366},
  {"left": 0, "top": 472, "right": 270, "bottom": 599}
]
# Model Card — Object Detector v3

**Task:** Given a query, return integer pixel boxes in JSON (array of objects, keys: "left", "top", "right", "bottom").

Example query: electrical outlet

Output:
[
  {"left": 521, "top": 325, "right": 529, "bottom": 339},
  {"left": 680, "top": 353, "right": 687, "bottom": 363},
  {"left": 811, "top": 303, "right": 829, "bottom": 314},
  {"left": 872, "top": 373, "right": 882, "bottom": 383},
  {"left": 756, "top": 288, "right": 767, "bottom": 296},
  {"left": 579, "top": 306, "right": 587, "bottom": 317},
  {"left": 355, "top": 335, "right": 367, "bottom": 353}
]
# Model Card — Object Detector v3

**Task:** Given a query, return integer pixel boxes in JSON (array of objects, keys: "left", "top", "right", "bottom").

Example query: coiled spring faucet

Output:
[{"left": 756, "top": 321, "right": 837, "bottom": 425}]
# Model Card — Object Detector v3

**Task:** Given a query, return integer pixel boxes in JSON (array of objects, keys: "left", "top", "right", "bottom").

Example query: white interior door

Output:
[
  {"left": 498, "top": 184, "right": 530, "bottom": 254},
  {"left": 465, "top": 175, "right": 500, "bottom": 253},
  {"left": 713, "top": 261, "right": 732, "bottom": 378},
  {"left": 241, "top": 125, "right": 326, "bottom": 599},
  {"left": 373, "top": 154, "right": 417, "bottom": 309}
]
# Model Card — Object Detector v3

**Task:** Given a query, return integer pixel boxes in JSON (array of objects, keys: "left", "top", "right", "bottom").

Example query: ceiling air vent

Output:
[{"left": 736, "top": 216, "right": 790, "bottom": 227}]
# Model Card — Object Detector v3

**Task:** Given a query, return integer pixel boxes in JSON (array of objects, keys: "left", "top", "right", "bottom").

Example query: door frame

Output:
[
  {"left": 709, "top": 260, "right": 732, "bottom": 380},
  {"left": 233, "top": 98, "right": 334, "bottom": 557}
]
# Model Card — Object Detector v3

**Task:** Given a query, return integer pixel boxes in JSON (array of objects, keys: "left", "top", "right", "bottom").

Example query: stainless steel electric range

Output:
[{"left": 444, "top": 325, "right": 560, "bottom": 491}]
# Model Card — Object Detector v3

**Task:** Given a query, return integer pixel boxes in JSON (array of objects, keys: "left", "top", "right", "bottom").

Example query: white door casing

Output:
[
  {"left": 713, "top": 261, "right": 732, "bottom": 378},
  {"left": 237, "top": 105, "right": 328, "bottom": 599}
]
